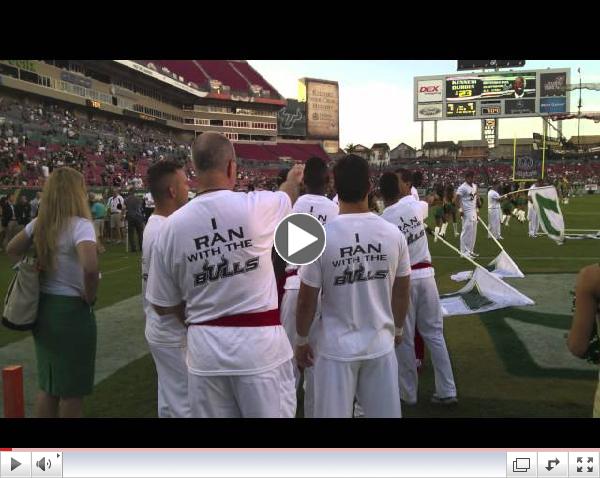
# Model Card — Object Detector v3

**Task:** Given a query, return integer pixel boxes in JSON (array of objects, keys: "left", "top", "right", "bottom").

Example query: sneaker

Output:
[
  {"left": 401, "top": 398, "right": 417, "bottom": 406},
  {"left": 454, "top": 232, "right": 460, "bottom": 237},
  {"left": 431, "top": 394, "right": 458, "bottom": 405},
  {"left": 470, "top": 252, "right": 479, "bottom": 257},
  {"left": 498, "top": 236, "right": 504, "bottom": 240}
]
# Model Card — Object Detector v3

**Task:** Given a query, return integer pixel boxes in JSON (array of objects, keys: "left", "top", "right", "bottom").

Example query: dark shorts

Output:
[{"left": 33, "top": 293, "right": 97, "bottom": 397}]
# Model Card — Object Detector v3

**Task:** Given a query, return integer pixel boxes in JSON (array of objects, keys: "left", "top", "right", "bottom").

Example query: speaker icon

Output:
[{"left": 35, "top": 457, "right": 51, "bottom": 471}]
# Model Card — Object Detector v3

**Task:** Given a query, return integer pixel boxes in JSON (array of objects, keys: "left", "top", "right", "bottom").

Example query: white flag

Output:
[
  {"left": 442, "top": 266, "right": 534, "bottom": 317},
  {"left": 450, "top": 250, "right": 524, "bottom": 282},
  {"left": 530, "top": 186, "right": 565, "bottom": 245}
]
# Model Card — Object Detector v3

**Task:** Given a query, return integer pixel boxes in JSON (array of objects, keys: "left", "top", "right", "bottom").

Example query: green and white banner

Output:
[
  {"left": 451, "top": 250, "right": 525, "bottom": 282},
  {"left": 441, "top": 266, "right": 534, "bottom": 317},
  {"left": 531, "top": 186, "right": 565, "bottom": 245}
]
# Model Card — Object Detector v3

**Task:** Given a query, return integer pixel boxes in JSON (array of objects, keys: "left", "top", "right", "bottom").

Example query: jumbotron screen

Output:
[{"left": 414, "top": 68, "right": 570, "bottom": 121}]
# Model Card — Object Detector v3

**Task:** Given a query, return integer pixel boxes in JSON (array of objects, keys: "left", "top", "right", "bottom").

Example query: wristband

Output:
[
  {"left": 395, "top": 326, "right": 404, "bottom": 337},
  {"left": 295, "top": 335, "right": 309, "bottom": 346}
]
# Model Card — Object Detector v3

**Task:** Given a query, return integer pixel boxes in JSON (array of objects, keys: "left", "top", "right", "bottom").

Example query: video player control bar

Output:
[{"left": 1, "top": 451, "right": 599, "bottom": 477}]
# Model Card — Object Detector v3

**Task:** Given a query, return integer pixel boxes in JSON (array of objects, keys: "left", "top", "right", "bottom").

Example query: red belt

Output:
[
  {"left": 411, "top": 262, "right": 432, "bottom": 270},
  {"left": 191, "top": 309, "right": 280, "bottom": 327}
]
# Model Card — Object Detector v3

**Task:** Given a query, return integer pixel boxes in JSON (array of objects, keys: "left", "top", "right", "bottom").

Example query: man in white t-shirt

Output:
[
  {"left": 455, "top": 171, "right": 479, "bottom": 258},
  {"left": 381, "top": 169, "right": 457, "bottom": 406},
  {"left": 143, "top": 191, "right": 155, "bottom": 223},
  {"left": 106, "top": 188, "right": 125, "bottom": 244},
  {"left": 142, "top": 160, "right": 191, "bottom": 418},
  {"left": 279, "top": 156, "right": 338, "bottom": 417},
  {"left": 487, "top": 182, "right": 502, "bottom": 240},
  {"left": 146, "top": 132, "right": 304, "bottom": 418},
  {"left": 527, "top": 180, "right": 540, "bottom": 238},
  {"left": 296, "top": 154, "right": 411, "bottom": 418}
]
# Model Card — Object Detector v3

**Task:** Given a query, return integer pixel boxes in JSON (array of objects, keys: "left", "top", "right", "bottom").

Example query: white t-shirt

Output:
[
  {"left": 488, "top": 189, "right": 501, "bottom": 210},
  {"left": 142, "top": 214, "right": 186, "bottom": 347},
  {"left": 411, "top": 186, "right": 419, "bottom": 201},
  {"left": 285, "top": 194, "right": 339, "bottom": 289},
  {"left": 300, "top": 212, "right": 411, "bottom": 362},
  {"left": 456, "top": 182, "right": 478, "bottom": 220},
  {"left": 146, "top": 190, "right": 293, "bottom": 376},
  {"left": 25, "top": 217, "right": 96, "bottom": 297},
  {"left": 107, "top": 195, "right": 125, "bottom": 214},
  {"left": 381, "top": 196, "right": 433, "bottom": 280},
  {"left": 143, "top": 192, "right": 155, "bottom": 209}
]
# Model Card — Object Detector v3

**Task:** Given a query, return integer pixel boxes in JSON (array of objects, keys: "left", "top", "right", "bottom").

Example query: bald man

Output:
[{"left": 146, "top": 133, "right": 304, "bottom": 418}]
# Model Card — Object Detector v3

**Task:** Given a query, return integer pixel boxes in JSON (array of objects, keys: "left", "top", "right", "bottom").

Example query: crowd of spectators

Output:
[{"left": 1, "top": 92, "right": 599, "bottom": 193}]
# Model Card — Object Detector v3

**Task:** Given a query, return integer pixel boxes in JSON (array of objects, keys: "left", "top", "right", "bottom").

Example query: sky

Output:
[{"left": 249, "top": 60, "right": 600, "bottom": 150}]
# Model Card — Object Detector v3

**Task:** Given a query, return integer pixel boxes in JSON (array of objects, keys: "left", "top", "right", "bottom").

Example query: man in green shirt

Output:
[{"left": 90, "top": 193, "right": 107, "bottom": 253}]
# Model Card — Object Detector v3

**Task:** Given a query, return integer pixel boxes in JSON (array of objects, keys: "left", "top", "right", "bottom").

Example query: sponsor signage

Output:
[
  {"left": 540, "top": 72, "right": 567, "bottom": 97},
  {"left": 302, "top": 78, "right": 339, "bottom": 140},
  {"left": 417, "top": 79, "right": 443, "bottom": 103},
  {"left": 540, "top": 97, "right": 567, "bottom": 114},
  {"left": 417, "top": 103, "right": 443, "bottom": 119}
]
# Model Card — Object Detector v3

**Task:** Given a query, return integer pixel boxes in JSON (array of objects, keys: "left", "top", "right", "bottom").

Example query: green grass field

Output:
[{"left": 1, "top": 194, "right": 599, "bottom": 417}]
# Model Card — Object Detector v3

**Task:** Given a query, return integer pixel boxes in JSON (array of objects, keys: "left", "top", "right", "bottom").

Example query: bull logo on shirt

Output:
[
  {"left": 334, "top": 264, "right": 388, "bottom": 286},
  {"left": 193, "top": 255, "right": 259, "bottom": 287}
]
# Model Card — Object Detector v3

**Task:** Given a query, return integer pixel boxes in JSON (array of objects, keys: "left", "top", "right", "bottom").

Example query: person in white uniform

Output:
[
  {"left": 380, "top": 169, "right": 457, "bottom": 405},
  {"left": 146, "top": 132, "right": 304, "bottom": 418},
  {"left": 295, "top": 154, "right": 411, "bottom": 418},
  {"left": 279, "top": 156, "right": 338, "bottom": 417},
  {"left": 142, "top": 160, "right": 191, "bottom": 418},
  {"left": 487, "top": 182, "right": 503, "bottom": 240},
  {"left": 455, "top": 171, "right": 479, "bottom": 258},
  {"left": 528, "top": 180, "right": 540, "bottom": 238}
]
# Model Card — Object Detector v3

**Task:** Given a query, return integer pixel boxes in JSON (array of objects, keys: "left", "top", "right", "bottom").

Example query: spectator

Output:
[
  {"left": 106, "top": 188, "right": 125, "bottom": 244},
  {"left": 6, "top": 167, "right": 99, "bottom": 418},
  {"left": 2, "top": 192, "right": 19, "bottom": 249},
  {"left": 568, "top": 263, "right": 600, "bottom": 417},
  {"left": 30, "top": 191, "right": 42, "bottom": 218},
  {"left": 15, "top": 195, "right": 32, "bottom": 230},
  {"left": 90, "top": 193, "right": 107, "bottom": 254},
  {"left": 124, "top": 189, "right": 144, "bottom": 253}
]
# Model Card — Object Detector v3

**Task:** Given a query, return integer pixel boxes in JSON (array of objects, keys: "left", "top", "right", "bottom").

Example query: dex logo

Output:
[{"left": 420, "top": 86, "right": 439, "bottom": 93}]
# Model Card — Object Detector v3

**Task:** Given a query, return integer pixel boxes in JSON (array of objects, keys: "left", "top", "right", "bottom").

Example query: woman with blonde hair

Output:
[{"left": 7, "top": 167, "right": 99, "bottom": 418}]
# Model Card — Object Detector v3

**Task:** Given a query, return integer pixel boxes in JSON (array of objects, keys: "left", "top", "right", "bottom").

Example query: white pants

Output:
[
  {"left": 312, "top": 351, "right": 401, "bottom": 418},
  {"left": 148, "top": 343, "right": 191, "bottom": 418},
  {"left": 187, "top": 360, "right": 297, "bottom": 418},
  {"left": 460, "top": 216, "right": 477, "bottom": 253},
  {"left": 488, "top": 208, "right": 501, "bottom": 239},
  {"left": 280, "top": 285, "right": 321, "bottom": 405},
  {"left": 528, "top": 207, "right": 539, "bottom": 236},
  {"left": 396, "top": 276, "right": 456, "bottom": 404}
]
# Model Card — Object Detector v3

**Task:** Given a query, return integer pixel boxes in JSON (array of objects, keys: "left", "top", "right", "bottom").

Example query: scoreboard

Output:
[{"left": 414, "top": 68, "right": 570, "bottom": 121}]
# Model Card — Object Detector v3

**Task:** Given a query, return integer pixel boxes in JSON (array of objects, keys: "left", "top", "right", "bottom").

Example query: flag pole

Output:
[
  {"left": 542, "top": 122, "right": 546, "bottom": 180},
  {"left": 499, "top": 185, "right": 554, "bottom": 199},
  {"left": 428, "top": 226, "right": 482, "bottom": 270},
  {"left": 512, "top": 135, "right": 517, "bottom": 182},
  {"left": 478, "top": 216, "right": 505, "bottom": 252}
]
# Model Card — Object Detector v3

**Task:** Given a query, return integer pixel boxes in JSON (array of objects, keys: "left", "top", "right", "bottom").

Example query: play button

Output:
[
  {"left": 11, "top": 458, "right": 21, "bottom": 472},
  {"left": 274, "top": 213, "right": 326, "bottom": 265}
]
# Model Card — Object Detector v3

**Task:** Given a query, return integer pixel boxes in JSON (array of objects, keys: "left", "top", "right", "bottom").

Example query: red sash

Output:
[
  {"left": 411, "top": 262, "right": 432, "bottom": 270},
  {"left": 191, "top": 309, "right": 280, "bottom": 327}
]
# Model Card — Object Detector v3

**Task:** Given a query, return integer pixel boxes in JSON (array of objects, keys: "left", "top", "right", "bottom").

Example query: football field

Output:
[{"left": 1, "top": 194, "right": 599, "bottom": 418}]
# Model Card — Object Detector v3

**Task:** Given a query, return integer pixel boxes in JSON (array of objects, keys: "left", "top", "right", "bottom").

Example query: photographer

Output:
[{"left": 568, "top": 263, "right": 600, "bottom": 417}]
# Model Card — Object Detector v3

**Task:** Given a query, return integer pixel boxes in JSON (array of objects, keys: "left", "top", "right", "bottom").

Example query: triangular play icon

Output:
[
  {"left": 288, "top": 221, "right": 318, "bottom": 257},
  {"left": 11, "top": 458, "right": 21, "bottom": 471}
]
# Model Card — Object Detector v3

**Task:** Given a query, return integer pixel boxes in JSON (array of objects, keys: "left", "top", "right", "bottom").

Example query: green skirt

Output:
[
  {"left": 433, "top": 206, "right": 444, "bottom": 219},
  {"left": 33, "top": 293, "right": 97, "bottom": 397}
]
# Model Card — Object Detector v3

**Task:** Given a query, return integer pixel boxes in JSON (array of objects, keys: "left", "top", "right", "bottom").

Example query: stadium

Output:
[{"left": 0, "top": 59, "right": 599, "bottom": 418}]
